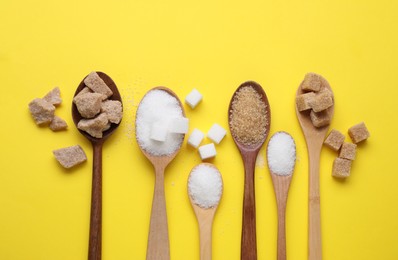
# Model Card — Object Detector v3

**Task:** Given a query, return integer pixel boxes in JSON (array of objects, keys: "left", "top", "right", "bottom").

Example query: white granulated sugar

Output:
[
  {"left": 267, "top": 132, "right": 296, "bottom": 176},
  {"left": 188, "top": 164, "right": 223, "bottom": 209},
  {"left": 136, "top": 90, "right": 184, "bottom": 156}
]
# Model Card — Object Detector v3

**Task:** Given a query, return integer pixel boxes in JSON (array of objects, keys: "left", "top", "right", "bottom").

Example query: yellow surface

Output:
[{"left": 0, "top": 0, "right": 397, "bottom": 259}]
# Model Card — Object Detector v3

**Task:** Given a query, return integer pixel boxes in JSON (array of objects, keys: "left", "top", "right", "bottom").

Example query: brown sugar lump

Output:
[
  {"left": 310, "top": 109, "right": 331, "bottom": 128},
  {"left": 309, "top": 90, "right": 333, "bottom": 112},
  {"left": 296, "top": 92, "right": 316, "bottom": 111},
  {"left": 73, "top": 92, "right": 104, "bottom": 118},
  {"left": 332, "top": 157, "right": 352, "bottom": 178},
  {"left": 101, "top": 100, "right": 123, "bottom": 124},
  {"left": 348, "top": 122, "right": 370, "bottom": 143},
  {"left": 339, "top": 142, "right": 357, "bottom": 160},
  {"left": 29, "top": 98, "right": 55, "bottom": 125},
  {"left": 302, "top": 73, "right": 322, "bottom": 92},
  {"left": 53, "top": 145, "right": 87, "bottom": 169},
  {"left": 77, "top": 113, "right": 109, "bottom": 138},
  {"left": 324, "top": 129, "right": 345, "bottom": 151},
  {"left": 43, "top": 87, "right": 62, "bottom": 106},
  {"left": 76, "top": 87, "right": 93, "bottom": 97},
  {"left": 84, "top": 72, "right": 113, "bottom": 98},
  {"left": 49, "top": 115, "right": 68, "bottom": 131}
]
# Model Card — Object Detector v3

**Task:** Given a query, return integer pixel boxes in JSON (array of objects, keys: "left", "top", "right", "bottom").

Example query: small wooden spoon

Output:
[
  {"left": 72, "top": 72, "right": 123, "bottom": 260},
  {"left": 267, "top": 132, "right": 296, "bottom": 260},
  {"left": 228, "top": 81, "right": 271, "bottom": 260},
  {"left": 135, "top": 87, "right": 185, "bottom": 260},
  {"left": 188, "top": 163, "right": 223, "bottom": 260},
  {"left": 295, "top": 77, "right": 334, "bottom": 260}
]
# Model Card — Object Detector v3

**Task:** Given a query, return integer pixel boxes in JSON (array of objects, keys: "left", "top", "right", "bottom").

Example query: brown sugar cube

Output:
[
  {"left": 76, "top": 87, "right": 93, "bottom": 97},
  {"left": 302, "top": 73, "right": 322, "bottom": 92},
  {"left": 43, "top": 87, "right": 62, "bottom": 106},
  {"left": 309, "top": 91, "right": 334, "bottom": 112},
  {"left": 29, "top": 98, "right": 55, "bottom": 125},
  {"left": 49, "top": 115, "right": 68, "bottom": 131},
  {"left": 101, "top": 100, "right": 123, "bottom": 124},
  {"left": 53, "top": 145, "right": 87, "bottom": 169},
  {"left": 348, "top": 122, "right": 370, "bottom": 143},
  {"left": 310, "top": 109, "right": 331, "bottom": 128},
  {"left": 332, "top": 157, "right": 352, "bottom": 178},
  {"left": 324, "top": 129, "right": 345, "bottom": 151},
  {"left": 339, "top": 142, "right": 357, "bottom": 160},
  {"left": 77, "top": 113, "right": 109, "bottom": 138},
  {"left": 84, "top": 72, "right": 113, "bottom": 98},
  {"left": 296, "top": 92, "right": 316, "bottom": 111},
  {"left": 73, "top": 92, "right": 104, "bottom": 118}
]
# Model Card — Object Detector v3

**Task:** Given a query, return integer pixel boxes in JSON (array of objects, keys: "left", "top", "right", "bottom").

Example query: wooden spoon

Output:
[
  {"left": 228, "top": 81, "right": 271, "bottom": 260},
  {"left": 188, "top": 163, "right": 223, "bottom": 260},
  {"left": 72, "top": 72, "right": 123, "bottom": 260},
  {"left": 295, "top": 77, "right": 334, "bottom": 260},
  {"left": 135, "top": 87, "right": 186, "bottom": 260},
  {"left": 267, "top": 132, "right": 296, "bottom": 260}
]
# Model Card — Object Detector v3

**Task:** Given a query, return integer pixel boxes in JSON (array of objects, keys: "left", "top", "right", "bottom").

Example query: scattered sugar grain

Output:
[{"left": 267, "top": 132, "right": 296, "bottom": 175}]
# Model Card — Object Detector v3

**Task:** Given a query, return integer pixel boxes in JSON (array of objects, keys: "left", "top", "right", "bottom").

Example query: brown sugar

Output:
[
  {"left": 73, "top": 92, "right": 104, "bottom": 118},
  {"left": 332, "top": 157, "right": 352, "bottom": 178},
  {"left": 84, "top": 72, "right": 113, "bottom": 98},
  {"left": 77, "top": 113, "right": 109, "bottom": 138},
  {"left": 29, "top": 98, "right": 55, "bottom": 125},
  {"left": 53, "top": 145, "right": 87, "bottom": 169},
  {"left": 309, "top": 91, "right": 333, "bottom": 112},
  {"left": 324, "top": 129, "right": 345, "bottom": 151},
  {"left": 296, "top": 92, "right": 315, "bottom": 112},
  {"left": 49, "top": 116, "right": 68, "bottom": 131},
  {"left": 348, "top": 122, "right": 370, "bottom": 143},
  {"left": 302, "top": 73, "right": 322, "bottom": 92},
  {"left": 339, "top": 142, "right": 357, "bottom": 160},
  {"left": 229, "top": 86, "right": 268, "bottom": 146},
  {"left": 101, "top": 100, "right": 123, "bottom": 124},
  {"left": 43, "top": 87, "right": 62, "bottom": 106},
  {"left": 310, "top": 109, "right": 331, "bottom": 128}
]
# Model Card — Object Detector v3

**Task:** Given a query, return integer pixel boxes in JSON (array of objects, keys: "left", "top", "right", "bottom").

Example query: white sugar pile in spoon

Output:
[
  {"left": 188, "top": 164, "right": 223, "bottom": 209},
  {"left": 267, "top": 132, "right": 296, "bottom": 175},
  {"left": 136, "top": 89, "right": 184, "bottom": 156}
]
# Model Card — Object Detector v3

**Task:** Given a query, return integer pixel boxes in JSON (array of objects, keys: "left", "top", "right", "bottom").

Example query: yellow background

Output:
[{"left": 0, "top": 0, "right": 397, "bottom": 259}]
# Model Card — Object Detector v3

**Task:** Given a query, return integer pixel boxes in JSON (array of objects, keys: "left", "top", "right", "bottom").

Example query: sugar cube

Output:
[
  {"left": 348, "top": 122, "right": 370, "bottom": 143},
  {"left": 29, "top": 98, "right": 55, "bottom": 125},
  {"left": 324, "top": 129, "right": 345, "bottom": 151},
  {"left": 150, "top": 121, "right": 169, "bottom": 142},
  {"left": 73, "top": 92, "right": 104, "bottom": 118},
  {"left": 101, "top": 100, "right": 123, "bottom": 124},
  {"left": 207, "top": 123, "right": 227, "bottom": 144},
  {"left": 169, "top": 117, "right": 189, "bottom": 134},
  {"left": 185, "top": 89, "right": 203, "bottom": 109},
  {"left": 332, "top": 157, "right": 352, "bottom": 178},
  {"left": 296, "top": 92, "right": 316, "bottom": 111},
  {"left": 84, "top": 72, "right": 113, "bottom": 98},
  {"left": 53, "top": 145, "right": 87, "bottom": 169},
  {"left": 77, "top": 113, "right": 109, "bottom": 138},
  {"left": 309, "top": 91, "right": 333, "bottom": 112},
  {"left": 198, "top": 143, "right": 217, "bottom": 160},
  {"left": 188, "top": 128, "right": 205, "bottom": 148},
  {"left": 310, "top": 109, "right": 331, "bottom": 128},
  {"left": 339, "top": 142, "right": 357, "bottom": 160},
  {"left": 302, "top": 73, "right": 322, "bottom": 92}
]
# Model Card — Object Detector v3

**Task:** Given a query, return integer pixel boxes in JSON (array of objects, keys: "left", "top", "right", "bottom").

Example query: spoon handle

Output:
[
  {"left": 88, "top": 142, "right": 103, "bottom": 260},
  {"left": 146, "top": 164, "right": 170, "bottom": 260},
  {"left": 308, "top": 144, "right": 322, "bottom": 260},
  {"left": 198, "top": 214, "right": 214, "bottom": 260},
  {"left": 241, "top": 154, "right": 257, "bottom": 260}
]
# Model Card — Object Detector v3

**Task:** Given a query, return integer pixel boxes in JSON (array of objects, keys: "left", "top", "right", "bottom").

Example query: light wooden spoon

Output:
[
  {"left": 295, "top": 77, "right": 334, "bottom": 260},
  {"left": 188, "top": 163, "right": 223, "bottom": 260},
  {"left": 228, "top": 81, "right": 271, "bottom": 260},
  {"left": 72, "top": 72, "right": 123, "bottom": 260},
  {"left": 135, "top": 87, "right": 185, "bottom": 260},
  {"left": 267, "top": 132, "right": 296, "bottom": 260}
]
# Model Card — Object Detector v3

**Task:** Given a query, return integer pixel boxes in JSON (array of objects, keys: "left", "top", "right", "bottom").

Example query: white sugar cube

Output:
[
  {"left": 198, "top": 143, "right": 217, "bottom": 160},
  {"left": 185, "top": 89, "right": 203, "bottom": 109},
  {"left": 207, "top": 123, "right": 227, "bottom": 144},
  {"left": 188, "top": 128, "right": 205, "bottom": 148},
  {"left": 169, "top": 117, "right": 189, "bottom": 134},
  {"left": 150, "top": 121, "right": 169, "bottom": 142}
]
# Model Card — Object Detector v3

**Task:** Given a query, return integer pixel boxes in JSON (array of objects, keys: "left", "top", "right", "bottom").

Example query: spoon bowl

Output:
[
  {"left": 228, "top": 81, "right": 271, "bottom": 260},
  {"left": 72, "top": 71, "right": 123, "bottom": 260},
  {"left": 296, "top": 76, "right": 334, "bottom": 260},
  {"left": 135, "top": 87, "right": 185, "bottom": 260}
]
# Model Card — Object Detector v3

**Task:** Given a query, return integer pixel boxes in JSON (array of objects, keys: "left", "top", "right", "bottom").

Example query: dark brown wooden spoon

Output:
[
  {"left": 72, "top": 72, "right": 123, "bottom": 260},
  {"left": 135, "top": 87, "right": 186, "bottom": 260},
  {"left": 228, "top": 81, "right": 271, "bottom": 260}
]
